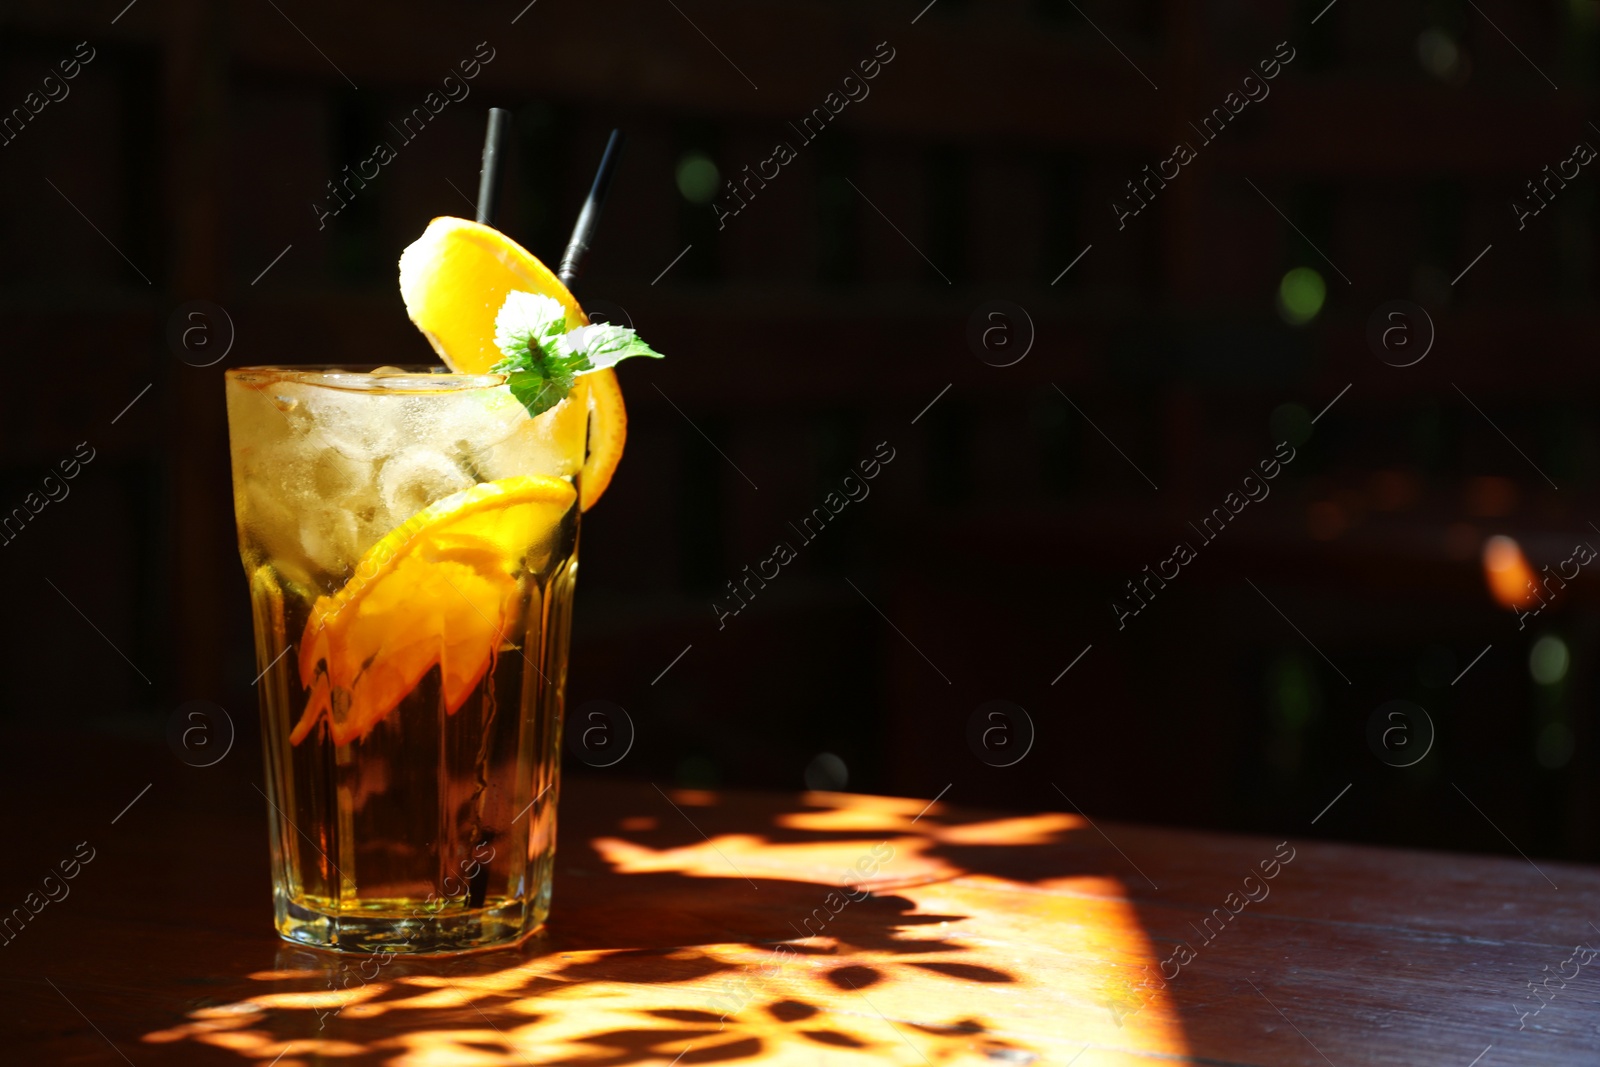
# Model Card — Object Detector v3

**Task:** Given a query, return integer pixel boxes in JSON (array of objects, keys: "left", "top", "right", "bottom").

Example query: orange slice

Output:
[
  {"left": 398, "top": 216, "right": 626, "bottom": 510},
  {"left": 292, "top": 476, "right": 577, "bottom": 746},
  {"left": 576, "top": 366, "right": 626, "bottom": 510}
]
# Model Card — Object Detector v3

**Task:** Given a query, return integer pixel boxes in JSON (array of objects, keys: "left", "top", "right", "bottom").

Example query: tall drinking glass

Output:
[{"left": 225, "top": 365, "right": 585, "bottom": 953}]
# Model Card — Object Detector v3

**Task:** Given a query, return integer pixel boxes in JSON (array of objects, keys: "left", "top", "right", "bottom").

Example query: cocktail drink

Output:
[
  {"left": 227, "top": 366, "right": 583, "bottom": 952},
  {"left": 226, "top": 218, "right": 659, "bottom": 953}
]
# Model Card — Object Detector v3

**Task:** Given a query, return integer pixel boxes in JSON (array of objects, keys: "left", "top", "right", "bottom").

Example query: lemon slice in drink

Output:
[
  {"left": 399, "top": 216, "right": 626, "bottom": 510},
  {"left": 292, "top": 476, "right": 577, "bottom": 747}
]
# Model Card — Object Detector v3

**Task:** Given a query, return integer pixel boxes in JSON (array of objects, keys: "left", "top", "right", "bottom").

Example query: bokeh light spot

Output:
[
  {"left": 1529, "top": 635, "right": 1569, "bottom": 686},
  {"left": 1278, "top": 267, "right": 1326, "bottom": 325},
  {"left": 1482, "top": 535, "right": 1537, "bottom": 610},
  {"left": 676, "top": 153, "right": 720, "bottom": 204}
]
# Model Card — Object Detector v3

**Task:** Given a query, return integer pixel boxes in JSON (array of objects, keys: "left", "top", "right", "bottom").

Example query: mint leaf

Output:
[
  {"left": 503, "top": 368, "right": 574, "bottom": 418},
  {"left": 493, "top": 291, "right": 569, "bottom": 366},
  {"left": 490, "top": 290, "right": 666, "bottom": 418},
  {"left": 558, "top": 323, "right": 666, "bottom": 371},
  {"left": 490, "top": 292, "right": 580, "bottom": 417}
]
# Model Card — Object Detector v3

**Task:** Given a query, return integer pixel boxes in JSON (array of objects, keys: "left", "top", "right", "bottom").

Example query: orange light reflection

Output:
[{"left": 1482, "top": 534, "right": 1538, "bottom": 610}]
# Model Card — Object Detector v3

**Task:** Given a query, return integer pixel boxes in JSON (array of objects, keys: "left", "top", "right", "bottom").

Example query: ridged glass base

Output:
[{"left": 274, "top": 889, "right": 548, "bottom": 955}]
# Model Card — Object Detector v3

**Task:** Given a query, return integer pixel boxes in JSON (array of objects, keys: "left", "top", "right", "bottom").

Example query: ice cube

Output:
[
  {"left": 378, "top": 447, "right": 474, "bottom": 520},
  {"left": 311, "top": 450, "right": 365, "bottom": 500},
  {"left": 300, "top": 508, "right": 362, "bottom": 580},
  {"left": 298, "top": 388, "right": 406, "bottom": 462},
  {"left": 404, "top": 388, "right": 523, "bottom": 464},
  {"left": 477, "top": 392, "right": 584, "bottom": 481}
]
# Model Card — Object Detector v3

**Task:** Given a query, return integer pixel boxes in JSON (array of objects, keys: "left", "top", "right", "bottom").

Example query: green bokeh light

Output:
[
  {"left": 1530, "top": 634, "right": 1570, "bottom": 686},
  {"left": 675, "top": 153, "right": 720, "bottom": 204},
  {"left": 1278, "top": 267, "right": 1327, "bottom": 325}
]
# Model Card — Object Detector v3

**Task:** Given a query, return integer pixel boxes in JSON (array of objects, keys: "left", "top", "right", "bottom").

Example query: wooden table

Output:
[{"left": 4, "top": 735, "right": 1597, "bottom": 1066}]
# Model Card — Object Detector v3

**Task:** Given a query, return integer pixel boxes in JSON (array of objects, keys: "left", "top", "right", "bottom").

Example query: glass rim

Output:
[{"left": 226, "top": 365, "right": 506, "bottom": 392}]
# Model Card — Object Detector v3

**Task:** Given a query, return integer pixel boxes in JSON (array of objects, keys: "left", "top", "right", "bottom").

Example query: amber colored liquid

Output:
[
  {"left": 226, "top": 366, "right": 586, "bottom": 953},
  {"left": 247, "top": 512, "right": 577, "bottom": 953}
]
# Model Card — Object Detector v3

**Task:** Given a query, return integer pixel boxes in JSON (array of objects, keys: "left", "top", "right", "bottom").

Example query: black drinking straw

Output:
[
  {"left": 475, "top": 108, "right": 511, "bottom": 226},
  {"left": 557, "top": 129, "right": 625, "bottom": 289}
]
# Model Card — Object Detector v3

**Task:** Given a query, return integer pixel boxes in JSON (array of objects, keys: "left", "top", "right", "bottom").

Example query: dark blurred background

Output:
[{"left": 3, "top": 0, "right": 1596, "bottom": 862}]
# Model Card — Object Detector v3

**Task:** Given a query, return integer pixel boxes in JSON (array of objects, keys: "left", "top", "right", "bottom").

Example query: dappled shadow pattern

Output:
[{"left": 142, "top": 787, "right": 1186, "bottom": 1065}]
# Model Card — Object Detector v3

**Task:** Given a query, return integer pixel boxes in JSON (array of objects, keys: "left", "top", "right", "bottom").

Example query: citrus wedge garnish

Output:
[
  {"left": 292, "top": 475, "right": 577, "bottom": 747},
  {"left": 399, "top": 216, "right": 626, "bottom": 510}
]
